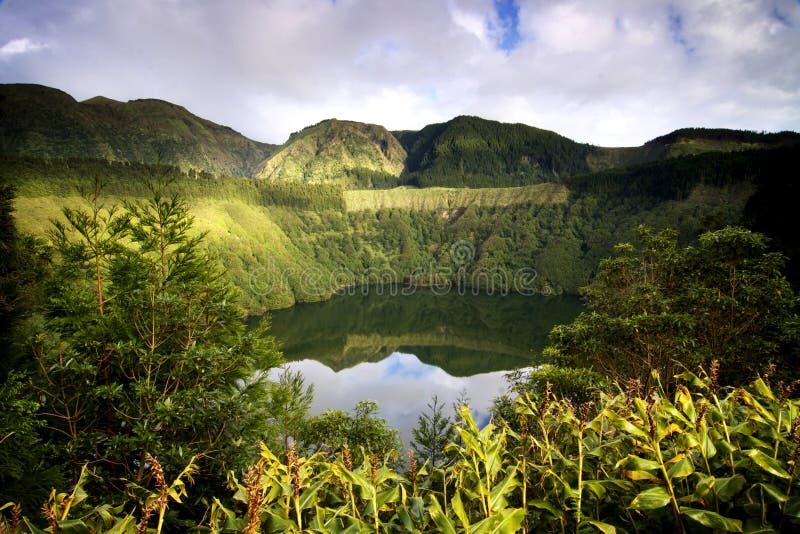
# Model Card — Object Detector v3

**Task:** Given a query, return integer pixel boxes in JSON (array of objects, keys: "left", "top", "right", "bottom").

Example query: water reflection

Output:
[
  {"left": 264, "top": 291, "right": 583, "bottom": 448},
  {"left": 274, "top": 352, "right": 510, "bottom": 448}
]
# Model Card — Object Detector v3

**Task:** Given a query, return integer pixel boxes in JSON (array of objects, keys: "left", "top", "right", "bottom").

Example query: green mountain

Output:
[
  {"left": 255, "top": 118, "right": 407, "bottom": 187},
  {"left": 0, "top": 84, "right": 277, "bottom": 176},
  {"left": 393, "top": 116, "right": 800, "bottom": 188},
  {"left": 587, "top": 128, "right": 800, "bottom": 170},
  {"left": 4, "top": 83, "right": 800, "bottom": 313},
  {"left": 7, "top": 143, "right": 798, "bottom": 313},
  {"left": 394, "top": 115, "right": 594, "bottom": 187},
  {"left": 4, "top": 84, "right": 799, "bottom": 189}
]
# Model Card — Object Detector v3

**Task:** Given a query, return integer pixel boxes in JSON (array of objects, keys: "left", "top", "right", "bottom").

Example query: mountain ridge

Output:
[
  {"left": 2, "top": 83, "right": 799, "bottom": 186},
  {"left": 0, "top": 83, "right": 277, "bottom": 177}
]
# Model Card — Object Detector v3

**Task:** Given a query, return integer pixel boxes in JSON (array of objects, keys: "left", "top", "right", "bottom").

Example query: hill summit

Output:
[
  {"left": 0, "top": 83, "right": 276, "bottom": 176},
  {"left": 2, "top": 83, "right": 799, "bottom": 187}
]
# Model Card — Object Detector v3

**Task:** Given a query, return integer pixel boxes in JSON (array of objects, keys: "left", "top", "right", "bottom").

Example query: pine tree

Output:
[
  {"left": 411, "top": 395, "right": 455, "bottom": 467},
  {"left": 34, "top": 182, "right": 282, "bottom": 503}
]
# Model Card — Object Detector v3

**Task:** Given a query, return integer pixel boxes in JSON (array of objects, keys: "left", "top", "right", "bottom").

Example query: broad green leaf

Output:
[
  {"left": 745, "top": 449, "right": 790, "bottom": 479},
  {"left": 470, "top": 508, "right": 525, "bottom": 534},
  {"left": 742, "top": 518, "right": 778, "bottom": 533},
  {"left": 457, "top": 427, "right": 486, "bottom": 461},
  {"left": 699, "top": 425, "right": 717, "bottom": 459},
  {"left": 69, "top": 465, "right": 91, "bottom": 509},
  {"left": 22, "top": 518, "right": 48, "bottom": 534},
  {"left": 603, "top": 410, "right": 649, "bottom": 440},
  {"left": 674, "top": 370, "right": 708, "bottom": 390},
  {"left": 752, "top": 377, "right": 777, "bottom": 402},
  {"left": 396, "top": 505, "right": 416, "bottom": 532},
  {"left": 428, "top": 495, "right": 456, "bottom": 534},
  {"left": 630, "top": 486, "right": 671, "bottom": 510},
  {"left": 410, "top": 496, "right": 426, "bottom": 522},
  {"left": 674, "top": 387, "right": 696, "bottom": 421},
  {"left": 668, "top": 457, "right": 695, "bottom": 478},
  {"left": 459, "top": 405, "right": 481, "bottom": 434},
  {"left": 451, "top": 490, "right": 470, "bottom": 531},
  {"left": 657, "top": 422, "right": 685, "bottom": 441},
  {"left": 56, "top": 519, "right": 91, "bottom": 534},
  {"left": 616, "top": 454, "right": 660, "bottom": 471},
  {"left": 298, "top": 479, "right": 326, "bottom": 511},
  {"left": 585, "top": 520, "right": 617, "bottom": 533},
  {"left": 754, "top": 483, "right": 788, "bottom": 504},
  {"left": 267, "top": 512, "right": 297, "bottom": 531},
  {"left": 489, "top": 465, "right": 520, "bottom": 512},
  {"left": 492, "top": 508, "right": 526, "bottom": 534},
  {"left": 622, "top": 470, "right": 660, "bottom": 482},
  {"left": 376, "top": 485, "right": 401, "bottom": 509},
  {"left": 104, "top": 516, "right": 137, "bottom": 534},
  {"left": 701, "top": 474, "right": 745, "bottom": 503},
  {"left": 784, "top": 496, "right": 800, "bottom": 519},
  {"left": 528, "top": 499, "right": 562, "bottom": 518},
  {"left": 584, "top": 480, "right": 607, "bottom": 500},
  {"left": 680, "top": 507, "right": 742, "bottom": 532}
]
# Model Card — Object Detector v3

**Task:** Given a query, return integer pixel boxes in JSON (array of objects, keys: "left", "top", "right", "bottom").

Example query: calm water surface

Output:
[{"left": 265, "top": 290, "right": 583, "bottom": 447}]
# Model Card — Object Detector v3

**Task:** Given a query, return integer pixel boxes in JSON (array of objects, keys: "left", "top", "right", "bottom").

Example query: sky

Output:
[
  {"left": 273, "top": 353, "right": 509, "bottom": 448},
  {"left": 1, "top": 0, "right": 799, "bottom": 146}
]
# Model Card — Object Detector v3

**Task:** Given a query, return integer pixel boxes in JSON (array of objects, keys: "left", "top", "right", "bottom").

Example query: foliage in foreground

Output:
[
  {"left": 550, "top": 225, "right": 798, "bottom": 389},
  {"left": 4, "top": 369, "right": 800, "bottom": 533}
]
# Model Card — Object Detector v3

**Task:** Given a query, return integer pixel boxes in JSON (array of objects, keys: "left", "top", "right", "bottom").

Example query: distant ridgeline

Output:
[{"left": 2, "top": 83, "right": 799, "bottom": 311}]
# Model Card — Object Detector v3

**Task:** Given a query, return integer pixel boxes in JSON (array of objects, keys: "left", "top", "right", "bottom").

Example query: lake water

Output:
[{"left": 265, "top": 290, "right": 583, "bottom": 448}]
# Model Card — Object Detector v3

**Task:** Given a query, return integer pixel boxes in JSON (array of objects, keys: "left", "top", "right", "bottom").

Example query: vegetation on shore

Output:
[{"left": 2, "top": 82, "right": 800, "bottom": 531}]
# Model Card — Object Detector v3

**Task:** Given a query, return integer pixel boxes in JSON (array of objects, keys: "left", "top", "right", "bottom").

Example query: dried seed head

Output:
[
  {"left": 408, "top": 449, "right": 418, "bottom": 486},
  {"left": 370, "top": 453, "right": 378, "bottom": 486},
  {"left": 579, "top": 401, "right": 595, "bottom": 427},
  {"left": 646, "top": 396, "right": 656, "bottom": 441},
  {"left": 520, "top": 414, "right": 529, "bottom": 440},
  {"left": 343, "top": 444, "right": 352, "bottom": 471},
  {"left": 695, "top": 401, "right": 708, "bottom": 432},
  {"left": 10, "top": 503, "right": 21, "bottom": 530},
  {"left": 563, "top": 398, "right": 575, "bottom": 418},
  {"left": 764, "top": 363, "right": 777, "bottom": 388},
  {"left": 145, "top": 453, "right": 168, "bottom": 508},
  {"left": 792, "top": 420, "right": 800, "bottom": 472},
  {"left": 287, "top": 443, "right": 300, "bottom": 499},
  {"left": 780, "top": 379, "right": 800, "bottom": 405},
  {"left": 709, "top": 360, "right": 720, "bottom": 395},
  {"left": 243, "top": 462, "right": 264, "bottom": 534},
  {"left": 626, "top": 378, "right": 643, "bottom": 405},
  {"left": 137, "top": 503, "right": 154, "bottom": 534},
  {"left": 41, "top": 502, "right": 57, "bottom": 533},
  {"left": 538, "top": 382, "right": 552, "bottom": 421}
]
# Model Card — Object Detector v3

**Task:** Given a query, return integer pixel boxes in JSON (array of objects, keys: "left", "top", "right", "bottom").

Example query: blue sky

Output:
[
  {"left": 277, "top": 353, "right": 506, "bottom": 448},
  {"left": 1, "top": 0, "right": 799, "bottom": 146}
]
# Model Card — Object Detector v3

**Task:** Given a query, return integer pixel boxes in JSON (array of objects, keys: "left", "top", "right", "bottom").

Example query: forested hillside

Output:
[
  {"left": 4, "top": 84, "right": 799, "bottom": 190},
  {"left": 395, "top": 115, "right": 595, "bottom": 187},
  {"left": 5, "top": 143, "right": 796, "bottom": 313},
  {"left": 0, "top": 84, "right": 277, "bottom": 176}
]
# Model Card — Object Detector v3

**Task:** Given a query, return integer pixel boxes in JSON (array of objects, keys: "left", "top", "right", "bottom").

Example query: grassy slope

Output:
[
  {"left": 343, "top": 183, "right": 569, "bottom": 211},
  {"left": 13, "top": 178, "right": 753, "bottom": 313},
  {"left": 12, "top": 182, "right": 571, "bottom": 312},
  {"left": 255, "top": 119, "right": 406, "bottom": 184}
]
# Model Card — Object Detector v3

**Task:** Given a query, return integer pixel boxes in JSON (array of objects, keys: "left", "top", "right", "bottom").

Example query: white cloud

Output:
[
  {"left": 0, "top": 37, "right": 47, "bottom": 57},
  {"left": 274, "top": 353, "right": 510, "bottom": 448},
  {"left": 0, "top": 0, "right": 798, "bottom": 145}
]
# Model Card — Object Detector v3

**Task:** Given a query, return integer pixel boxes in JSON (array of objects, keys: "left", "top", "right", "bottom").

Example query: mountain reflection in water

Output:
[{"left": 263, "top": 290, "right": 583, "bottom": 446}]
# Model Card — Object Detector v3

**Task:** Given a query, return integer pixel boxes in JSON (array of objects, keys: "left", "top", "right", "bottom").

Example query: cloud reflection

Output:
[{"left": 271, "top": 352, "right": 515, "bottom": 449}]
